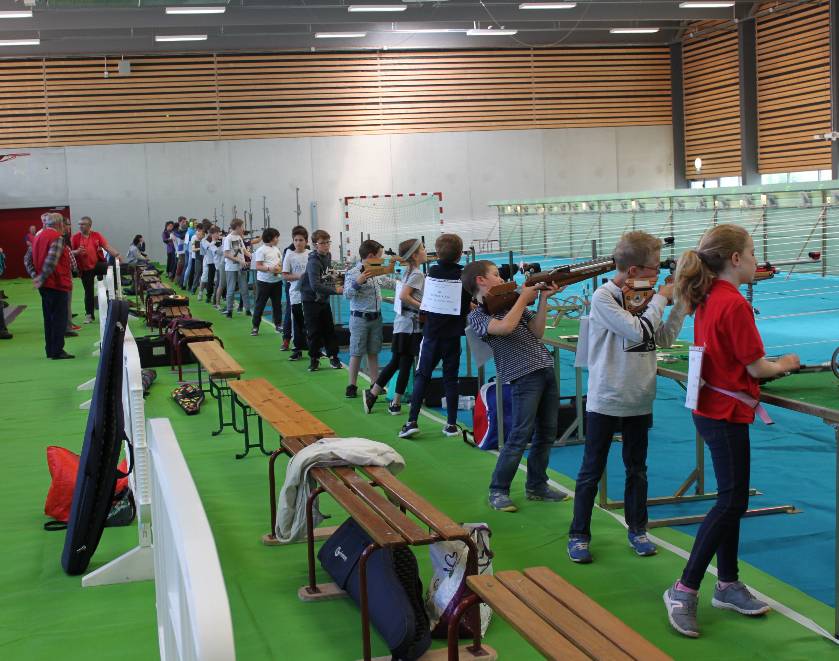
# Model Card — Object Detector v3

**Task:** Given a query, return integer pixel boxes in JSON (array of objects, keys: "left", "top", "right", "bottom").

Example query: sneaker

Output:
[
  {"left": 398, "top": 421, "right": 420, "bottom": 439},
  {"left": 526, "top": 485, "right": 569, "bottom": 502},
  {"left": 329, "top": 356, "right": 342, "bottom": 369},
  {"left": 362, "top": 389, "right": 377, "bottom": 414},
  {"left": 0, "top": 330, "right": 12, "bottom": 340},
  {"left": 70, "top": 324, "right": 82, "bottom": 331},
  {"left": 664, "top": 583, "right": 700, "bottom": 638},
  {"left": 281, "top": 338, "right": 290, "bottom": 351},
  {"left": 345, "top": 384, "right": 358, "bottom": 399},
  {"left": 289, "top": 350, "right": 303, "bottom": 361},
  {"left": 387, "top": 401, "right": 402, "bottom": 415},
  {"left": 308, "top": 359, "right": 320, "bottom": 372},
  {"left": 711, "top": 581, "right": 770, "bottom": 616},
  {"left": 245, "top": 310, "right": 252, "bottom": 316},
  {"left": 628, "top": 531, "right": 658, "bottom": 557},
  {"left": 488, "top": 491, "right": 518, "bottom": 513},
  {"left": 442, "top": 424, "right": 461, "bottom": 437},
  {"left": 250, "top": 328, "right": 258, "bottom": 336},
  {"left": 83, "top": 314, "right": 94, "bottom": 324},
  {"left": 64, "top": 330, "right": 79, "bottom": 337},
  {"left": 275, "top": 325, "right": 283, "bottom": 334},
  {"left": 52, "top": 351, "right": 75, "bottom": 360},
  {"left": 225, "top": 311, "right": 233, "bottom": 319},
  {"left": 567, "top": 537, "right": 593, "bottom": 563}
]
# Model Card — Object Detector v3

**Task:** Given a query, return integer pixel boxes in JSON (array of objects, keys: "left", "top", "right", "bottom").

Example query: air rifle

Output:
[
  {"left": 360, "top": 250, "right": 408, "bottom": 277},
  {"left": 483, "top": 256, "right": 618, "bottom": 315},
  {"left": 751, "top": 252, "right": 821, "bottom": 282}
]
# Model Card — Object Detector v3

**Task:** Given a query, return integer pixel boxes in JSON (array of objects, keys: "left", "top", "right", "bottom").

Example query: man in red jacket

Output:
[
  {"left": 71, "top": 216, "right": 120, "bottom": 324},
  {"left": 26, "top": 212, "right": 74, "bottom": 359}
]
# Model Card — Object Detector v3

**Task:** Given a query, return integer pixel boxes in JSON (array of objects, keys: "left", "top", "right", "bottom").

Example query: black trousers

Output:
[
  {"left": 302, "top": 300, "right": 338, "bottom": 360},
  {"left": 166, "top": 252, "right": 176, "bottom": 278},
  {"left": 253, "top": 280, "right": 282, "bottom": 328},
  {"left": 290, "top": 302, "right": 307, "bottom": 350},
  {"left": 39, "top": 287, "right": 69, "bottom": 358},
  {"left": 80, "top": 269, "right": 97, "bottom": 317},
  {"left": 206, "top": 264, "right": 216, "bottom": 301},
  {"left": 190, "top": 255, "right": 203, "bottom": 292}
]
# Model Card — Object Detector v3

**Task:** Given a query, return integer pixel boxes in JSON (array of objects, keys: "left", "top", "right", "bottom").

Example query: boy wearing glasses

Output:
[
  {"left": 299, "top": 229, "right": 343, "bottom": 371},
  {"left": 567, "top": 230, "right": 685, "bottom": 564}
]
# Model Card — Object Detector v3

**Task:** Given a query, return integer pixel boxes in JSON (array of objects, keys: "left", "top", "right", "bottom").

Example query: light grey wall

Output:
[{"left": 0, "top": 125, "right": 673, "bottom": 262}]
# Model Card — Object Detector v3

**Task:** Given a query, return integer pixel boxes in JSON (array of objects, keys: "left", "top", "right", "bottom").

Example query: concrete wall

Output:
[{"left": 0, "top": 125, "right": 673, "bottom": 262}]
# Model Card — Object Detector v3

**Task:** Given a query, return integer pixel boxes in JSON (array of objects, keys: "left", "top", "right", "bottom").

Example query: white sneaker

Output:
[{"left": 83, "top": 314, "right": 94, "bottom": 324}]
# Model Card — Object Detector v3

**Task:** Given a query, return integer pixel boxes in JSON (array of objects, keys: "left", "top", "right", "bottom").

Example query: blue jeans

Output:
[
  {"left": 681, "top": 414, "right": 750, "bottom": 589},
  {"left": 489, "top": 367, "right": 558, "bottom": 494},
  {"left": 569, "top": 411, "right": 651, "bottom": 538},
  {"left": 407, "top": 336, "right": 461, "bottom": 425}
]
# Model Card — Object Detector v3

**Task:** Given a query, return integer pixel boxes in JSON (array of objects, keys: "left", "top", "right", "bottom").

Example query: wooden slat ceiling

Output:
[
  {"left": 756, "top": 0, "right": 831, "bottom": 174},
  {"left": 682, "top": 21, "right": 741, "bottom": 180},
  {"left": 0, "top": 48, "right": 671, "bottom": 149}
]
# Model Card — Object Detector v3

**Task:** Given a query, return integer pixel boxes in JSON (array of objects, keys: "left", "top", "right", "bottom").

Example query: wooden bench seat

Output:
[
  {"left": 266, "top": 433, "right": 483, "bottom": 661},
  {"left": 188, "top": 340, "right": 245, "bottom": 436},
  {"left": 171, "top": 326, "right": 218, "bottom": 381},
  {"left": 447, "top": 567, "right": 672, "bottom": 661},
  {"left": 229, "top": 378, "right": 334, "bottom": 459}
]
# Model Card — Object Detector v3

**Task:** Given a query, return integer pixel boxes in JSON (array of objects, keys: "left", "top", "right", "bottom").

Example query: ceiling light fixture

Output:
[
  {"left": 609, "top": 27, "right": 660, "bottom": 34},
  {"left": 0, "top": 38, "right": 40, "bottom": 46},
  {"left": 315, "top": 32, "right": 368, "bottom": 38},
  {"left": 0, "top": 10, "right": 33, "bottom": 18},
  {"left": 348, "top": 4, "right": 407, "bottom": 11},
  {"left": 155, "top": 34, "right": 208, "bottom": 42},
  {"left": 519, "top": 3, "right": 577, "bottom": 9},
  {"left": 679, "top": 2, "right": 735, "bottom": 7},
  {"left": 392, "top": 28, "right": 469, "bottom": 33},
  {"left": 467, "top": 28, "right": 518, "bottom": 36},
  {"left": 165, "top": 6, "right": 226, "bottom": 14}
]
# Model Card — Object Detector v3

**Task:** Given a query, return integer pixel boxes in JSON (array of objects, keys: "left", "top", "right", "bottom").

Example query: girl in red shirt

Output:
[{"left": 663, "top": 224, "right": 799, "bottom": 638}]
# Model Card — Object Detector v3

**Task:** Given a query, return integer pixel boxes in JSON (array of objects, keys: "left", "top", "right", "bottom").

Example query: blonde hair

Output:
[
  {"left": 674, "top": 224, "right": 750, "bottom": 313},
  {"left": 613, "top": 231, "right": 662, "bottom": 271}
]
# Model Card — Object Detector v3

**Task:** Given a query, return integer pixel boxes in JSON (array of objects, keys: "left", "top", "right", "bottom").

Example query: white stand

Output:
[
  {"left": 77, "top": 377, "right": 96, "bottom": 391},
  {"left": 79, "top": 399, "right": 91, "bottom": 410},
  {"left": 82, "top": 544, "right": 154, "bottom": 587}
]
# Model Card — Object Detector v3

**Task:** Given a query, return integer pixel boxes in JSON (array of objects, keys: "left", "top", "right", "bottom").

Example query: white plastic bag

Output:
[{"left": 425, "top": 523, "right": 493, "bottom": 638}]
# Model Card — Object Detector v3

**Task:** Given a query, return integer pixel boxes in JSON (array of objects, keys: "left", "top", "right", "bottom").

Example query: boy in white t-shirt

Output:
[
  {"left": 251, "top": 228, "right": 283, "bottom": 335},
  {"left": 281, "top": 226, "right": 310, "bottom": 360},
  {"left": 223, "top": 218, "right": 252, "bottom": 318},
  {"left": 212, "top": 229, "right": 226, "bottom": 308}
]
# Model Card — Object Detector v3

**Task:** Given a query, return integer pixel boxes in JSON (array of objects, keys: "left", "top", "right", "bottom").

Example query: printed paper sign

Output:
[
  {"left": 420, "top": 277, "right": 462, "bottom": 316},
  {"left": 685, "top": 345, "right": 705, "bottom": 410},
  {"left": 393, "top": 280, "right": 403, "bottom": 316}
]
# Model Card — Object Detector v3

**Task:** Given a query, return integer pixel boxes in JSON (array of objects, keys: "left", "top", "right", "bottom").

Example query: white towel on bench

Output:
[{"left": 274, "top": 437, "right": 406, "bottom": 544}]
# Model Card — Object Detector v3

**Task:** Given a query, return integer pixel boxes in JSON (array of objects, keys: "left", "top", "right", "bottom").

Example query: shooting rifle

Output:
[
  {"left": 483, "top": 256, "right": 618, "bottom": 315},
  {"left": 751, "top": 252, "right": 821, "bottom": 282},
  {"left": 360, "top": 254, "right": 407, "bottom": 277},
  {"left": 761, "top": 346, "right": 839, "bottom": 382}
]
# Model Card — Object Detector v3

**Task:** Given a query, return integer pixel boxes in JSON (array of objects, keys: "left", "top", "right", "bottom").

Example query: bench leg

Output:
[
  {"left": 304, "top": 486, "right": 327, "bottom": 594},
  {"left": 263, "top": 448, "right": 286, "bottom": 543},
  {"left": 447, "top": 594, "right": 483, "bottom": 661},
  {"left": 359, "top": 543, "right": 381, "bottom": 661},
  {"left": 234, "top": 394, "right": 252, "bottom": 459}
]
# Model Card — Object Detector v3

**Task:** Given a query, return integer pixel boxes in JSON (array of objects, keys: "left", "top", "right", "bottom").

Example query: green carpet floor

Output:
[{"left": 1, "top": 278, "right": 837, "bottom": 660}]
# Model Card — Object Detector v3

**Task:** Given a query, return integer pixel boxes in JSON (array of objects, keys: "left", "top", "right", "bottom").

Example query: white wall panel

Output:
[
  {"left": 0, "top": 147, "right": 68, "bottom": 209},
  {"left": 616, "top": 125, "right": 674, "bottom": 193},
  {"left": 65, "top": 144, "right": 149, "bottom": 260},
  {"left": 543, "top": 128, "right": 619, "bottom": 196},
  {"left": 1, "top": 126, "right": 673, "bottom": 263}
]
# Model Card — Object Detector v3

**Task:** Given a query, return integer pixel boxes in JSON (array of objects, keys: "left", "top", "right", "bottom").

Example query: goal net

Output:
[{"left": 343, "top": 193, "right": 443, "bottom": 260}]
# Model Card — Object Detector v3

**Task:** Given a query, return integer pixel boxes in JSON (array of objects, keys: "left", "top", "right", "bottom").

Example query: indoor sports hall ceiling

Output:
[{"left": 0, "top": 0, "right": 761, "bottom": 56}]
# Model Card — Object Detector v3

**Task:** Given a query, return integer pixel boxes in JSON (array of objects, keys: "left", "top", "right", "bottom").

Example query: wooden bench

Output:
[
  {"left": 267, "top": 434, "right": 485, "bottom": 661},
  {"left": 170, "top": 326, "right": 220, "bottom": 381},
  {"left": 188, "top": 340, "right": 245, "bottom": 436},
  {"left": 229, "top": 378, "right": 334, "bottom": 460},
  {"left": 446, "top": 567, "right": 672, "bottom": 661}
]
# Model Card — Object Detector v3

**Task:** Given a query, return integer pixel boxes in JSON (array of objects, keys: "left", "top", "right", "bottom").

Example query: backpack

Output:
[{"left": 471, "top": 381, "right": 513, "bottom": 451}]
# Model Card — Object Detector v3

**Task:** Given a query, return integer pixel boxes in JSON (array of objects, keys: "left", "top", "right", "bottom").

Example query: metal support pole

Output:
[{"left": 671, "top": 43, "right": 688, "bottom": 189}]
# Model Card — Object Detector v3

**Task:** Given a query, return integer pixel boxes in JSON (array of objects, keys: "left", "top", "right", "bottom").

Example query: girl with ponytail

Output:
[{"left": 664, "top": 224, "right": 799, "bottom": 638}]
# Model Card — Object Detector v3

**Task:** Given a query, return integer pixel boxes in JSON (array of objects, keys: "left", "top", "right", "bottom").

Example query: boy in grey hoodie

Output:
[
  {"left": 299, "top": 229, "right": 343, "bottom": 371},
  {"left": 567, "top": 230, "right": 686, "bottom": 564}
]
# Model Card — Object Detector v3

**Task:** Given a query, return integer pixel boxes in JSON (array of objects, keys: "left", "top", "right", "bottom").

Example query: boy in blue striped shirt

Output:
[{"left": 463, "top": 260, "right": 568, "bottom": 513}]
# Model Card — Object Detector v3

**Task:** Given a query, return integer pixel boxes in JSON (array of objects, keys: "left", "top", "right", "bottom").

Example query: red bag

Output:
[{"left": 44, "top": 446, "right": 129, "bottom": 524}]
